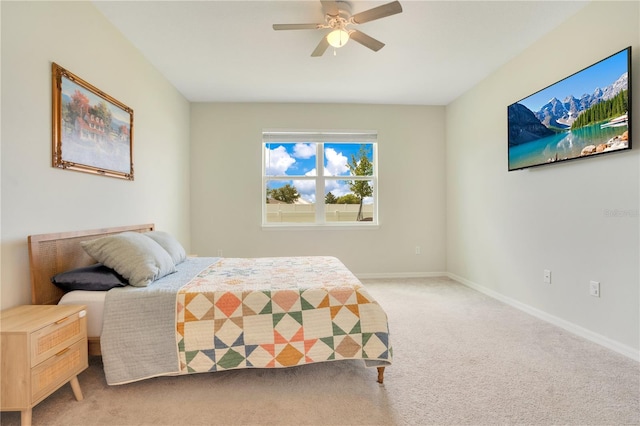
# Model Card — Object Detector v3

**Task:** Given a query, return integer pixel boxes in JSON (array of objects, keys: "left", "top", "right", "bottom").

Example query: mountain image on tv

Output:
[{"left": 507, "top": 48, "right": 630, "bottom": 171}]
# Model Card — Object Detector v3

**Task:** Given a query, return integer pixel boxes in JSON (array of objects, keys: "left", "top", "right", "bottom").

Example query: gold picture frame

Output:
[{"left": 52, "top": 63, "right": 134, "bottom": 180}]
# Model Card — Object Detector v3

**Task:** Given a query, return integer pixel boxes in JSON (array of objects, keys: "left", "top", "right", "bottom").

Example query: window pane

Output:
[
  {"left": 324, "top": 180, "right": 374, "bottom": 222},
  {"left": 265, "top": 143, "right": 316, "bottom": 177},
  {"left": 262, "top": 135, "right": 377, "bottom": 227},
  {"left": 265, "top": 180, "right": 315, "bottom": 223},
  {"left": 324, "top": 143, "right": 374, "bottom": 177}
]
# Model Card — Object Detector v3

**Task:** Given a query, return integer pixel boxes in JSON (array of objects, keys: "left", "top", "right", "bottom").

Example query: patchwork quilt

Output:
[
  {"left": 176, "top": 256, "right": 392, "bottom": 373},
  {"left": 101, "top": 256, "right": 391, "bottom": 385}
]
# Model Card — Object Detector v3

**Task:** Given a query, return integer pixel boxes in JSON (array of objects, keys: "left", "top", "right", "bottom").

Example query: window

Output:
[{"left": 263, "top": 131, "right": 378, "bottom": 227}]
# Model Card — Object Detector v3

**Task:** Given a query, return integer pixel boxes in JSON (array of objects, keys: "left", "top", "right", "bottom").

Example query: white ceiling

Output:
[{"left": 93, "top": 0, "right": 588, "bottom": 105}]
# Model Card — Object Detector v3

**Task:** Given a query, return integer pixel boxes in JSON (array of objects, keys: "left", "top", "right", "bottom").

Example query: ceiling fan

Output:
[{"left": 272, "top": 1, "right": 403, "bottom": 57}]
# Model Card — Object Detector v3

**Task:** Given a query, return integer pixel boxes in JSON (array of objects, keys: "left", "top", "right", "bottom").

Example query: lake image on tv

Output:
[
  {"left": 508, "top": 48, "right": 630, "bottom": 171},
  {"left": 509, "top": 120, "right": 628, "bottom": 170}
]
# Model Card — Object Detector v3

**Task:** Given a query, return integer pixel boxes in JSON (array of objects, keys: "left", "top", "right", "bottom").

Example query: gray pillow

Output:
[
  {"left": 52, "top": 263, "right": 127, "bottom": 291},
  {"left": 81, "top": 232, "right": 176, "bottom": 287},
  {"left": 144, "top": 231, "right": 187, "bottom": 265}
]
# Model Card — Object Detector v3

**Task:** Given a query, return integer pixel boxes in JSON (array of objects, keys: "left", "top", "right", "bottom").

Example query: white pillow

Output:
[
  {"left": 81, "top": 232, "right": 176, "bottom": 287},
  {"left": 144, "top": 231, "right": 187, "bottom": 265}
]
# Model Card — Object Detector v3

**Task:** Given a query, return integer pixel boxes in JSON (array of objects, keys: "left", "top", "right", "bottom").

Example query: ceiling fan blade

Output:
[
  {"left": 273, "top": 23, "right": 322, "bottom": 31},
  {"left": 351, "top": 1, "right": 403, "bottom": 24},
  {"left": 311, "top": 36, "right": 330, "bottom": 57},
  {"left": 349, "top": 30, "right": 385, "bottom": 52},
  {"left": 320, "top": 0, "right": 340, "bottom": 16}
]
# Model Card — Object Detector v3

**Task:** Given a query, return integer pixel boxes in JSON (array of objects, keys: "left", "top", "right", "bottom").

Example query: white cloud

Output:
[
  {"left": 293, "top": 143, "right": 315, "bottom": 159},
  {"left": 324, "top": 148, "right": 349, "bottom": 176},
  {"left": 265, "top": 146, "right": 295, "bottom": 175},
  {"left": 293, "top": 169, "right": 316, "bottom": 203},
  {"left": 294, "top": 179, "right": 315, "bottom": 195},
  {"left": 325, "top": 179, "right": 350, "bottom": 197},
  {"left": 299, "top": 192, "right": 316, "bottom": 204}
]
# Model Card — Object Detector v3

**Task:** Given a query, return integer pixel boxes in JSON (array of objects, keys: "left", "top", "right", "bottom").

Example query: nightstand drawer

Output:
[
  {"left": 31, "top": 339, "right": 87, "bottom": 403},
  {"left": 2, "top": 305, "right": 88, "bottom": 426},
  {"left": 30, "top": 310, "right": 85, "bottom": 367}
]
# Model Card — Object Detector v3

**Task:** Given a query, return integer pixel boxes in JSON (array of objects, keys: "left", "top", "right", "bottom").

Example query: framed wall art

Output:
[
  {"left": 507, "top": 47, "right": 631, "bottom": 171},
  {"left": 52, "top": 63, "right": 134, "bottom": 180}
]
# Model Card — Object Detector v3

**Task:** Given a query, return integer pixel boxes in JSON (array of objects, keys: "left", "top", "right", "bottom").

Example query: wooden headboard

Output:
[{"left": 28, "top": 224, "right": 154, "bottom": 305}]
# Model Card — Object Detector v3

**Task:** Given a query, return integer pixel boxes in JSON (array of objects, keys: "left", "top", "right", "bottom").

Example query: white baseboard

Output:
[
  {"left": 447, "top": 272, "right": 640, "bottom": 362},
  {"left": 355, "top": 271, "right": 447, "bottom": 280}
]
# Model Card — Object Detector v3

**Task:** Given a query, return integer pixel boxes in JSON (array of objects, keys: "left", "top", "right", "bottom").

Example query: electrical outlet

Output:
[
  {"left": 217, "top": 249, "right": 223, "bottom": 257},
  {"left": 590, "top": 281, "right": 600, "bottom": 297},
  {"left": 543, "top": 269, "right": 551, "bottom": 284},
  {"left": 415, "top": 246, "right": 421, "bottom": 255}
]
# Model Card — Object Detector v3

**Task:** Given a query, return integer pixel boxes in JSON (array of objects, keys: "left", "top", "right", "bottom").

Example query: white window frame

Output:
[{"left": 262, "top": 130, "right": 379, "bottom": 229}]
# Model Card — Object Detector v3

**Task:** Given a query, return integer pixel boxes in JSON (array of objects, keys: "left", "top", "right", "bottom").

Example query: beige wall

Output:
[
  {"left": 446, "top": 1, "right": 639, "bottom": 354},
  {"left": 190, "top": 103, "right": 446, "bottom": 276},
  {"left": 1, "top": 2, "right": 191, "bottom": 308},
  {"left": 2, "top": 0, "right": 636, "bottom": 360}
]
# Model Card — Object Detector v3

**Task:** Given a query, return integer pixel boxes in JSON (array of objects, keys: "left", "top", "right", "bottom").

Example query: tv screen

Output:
[{"left": 508, "top": 47, "right": 631, "bottom": 171}]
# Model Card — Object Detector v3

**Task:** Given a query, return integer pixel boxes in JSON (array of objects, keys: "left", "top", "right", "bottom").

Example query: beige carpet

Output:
[{"left": 2, "top": 277, "right": 638, "bottom": 425}]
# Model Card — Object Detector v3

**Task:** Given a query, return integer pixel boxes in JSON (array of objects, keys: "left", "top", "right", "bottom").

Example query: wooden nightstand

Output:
[{"left": 1, "top": 305, "right": 88, "bottom": 426}]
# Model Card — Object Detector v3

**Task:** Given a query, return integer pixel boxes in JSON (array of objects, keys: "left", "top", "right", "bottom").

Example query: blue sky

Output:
[
  {"left": 265, "top": 143, "right": 370, "bottom": 177},
  {"left": 518, "top": 48, "right": 629, "bottom": 112},
  {"left": 265, "top": 142, "right": 374, "bottom": 203}
]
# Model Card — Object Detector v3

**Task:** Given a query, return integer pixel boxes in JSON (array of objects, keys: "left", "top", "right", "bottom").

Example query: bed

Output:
[{"left": 28, "top": 224, "right": 392, "bottom": 385}]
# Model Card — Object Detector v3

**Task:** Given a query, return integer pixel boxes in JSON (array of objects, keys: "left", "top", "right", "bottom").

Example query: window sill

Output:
[{"left": 262, "top": 223, "right": 380, "bottom": 231}]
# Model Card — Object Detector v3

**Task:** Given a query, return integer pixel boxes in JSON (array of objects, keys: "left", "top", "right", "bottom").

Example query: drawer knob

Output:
[
  {"left": 55, "top": 347, "right": 70, "bottom": 356},
  {"left": 55, "top": 317, "right": 70, "bottom": 325}
]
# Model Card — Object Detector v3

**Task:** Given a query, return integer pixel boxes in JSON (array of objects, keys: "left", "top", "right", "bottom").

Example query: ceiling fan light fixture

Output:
[
  {"left": 327, "top": 29, "right": 349, "bottom": 48},
  {"left": 273, "top": 1, "right": 403, "bottom": 57}
]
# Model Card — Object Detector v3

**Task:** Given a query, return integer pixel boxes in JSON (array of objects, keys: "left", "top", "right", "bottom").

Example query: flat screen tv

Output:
[{"left": 508, "top": 47, "right": 631, "bottom": 171}]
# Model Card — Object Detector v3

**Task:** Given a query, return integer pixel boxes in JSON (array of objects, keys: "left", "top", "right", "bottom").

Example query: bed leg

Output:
[{"left": 377, "top": 366, "right": 385, "bottom": 384}]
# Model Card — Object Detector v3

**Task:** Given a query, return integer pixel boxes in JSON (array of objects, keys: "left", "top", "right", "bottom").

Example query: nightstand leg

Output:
[
  {"left": 20, "top": 408, "right": 32, "bottom": 426},
  {"left": 69, "top": 376, "right": 84, "bottom": 401}
]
